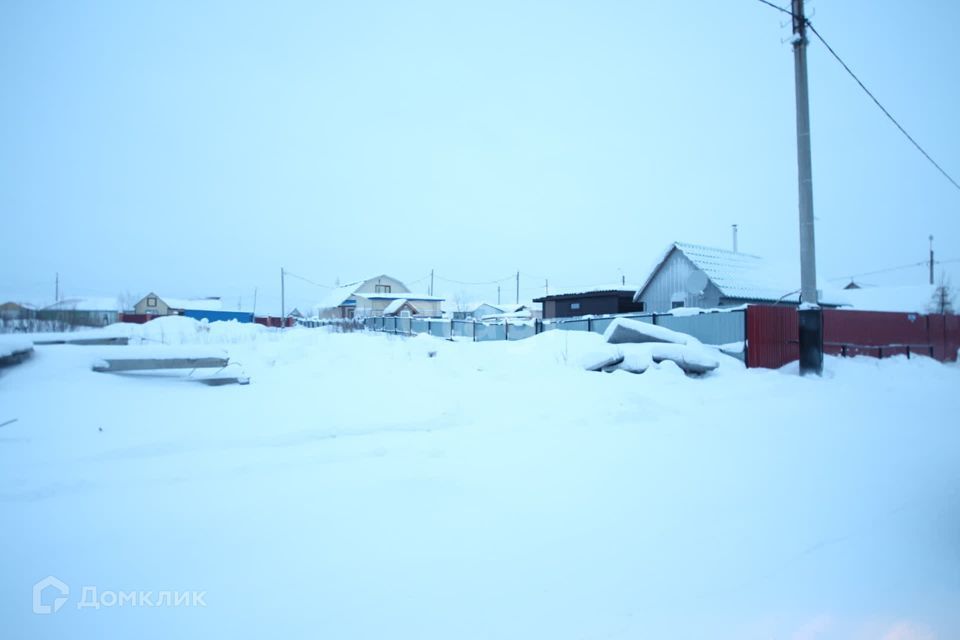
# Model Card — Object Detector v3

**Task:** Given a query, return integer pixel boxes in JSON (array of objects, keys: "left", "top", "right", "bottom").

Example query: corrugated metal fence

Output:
[
  {"left": 362, "top": 310, "right": 747, "bottom": 357},
  {"left": 746, "top": 305, "right": 960, "bottom": 368},
  {"left": 358, "top": 306, "right": 960, "bottom": 369}
]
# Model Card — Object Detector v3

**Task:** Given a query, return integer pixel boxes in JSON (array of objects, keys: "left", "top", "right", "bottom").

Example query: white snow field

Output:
[{"left": 1, "top": 317, "right": 959, "bottom": 639}]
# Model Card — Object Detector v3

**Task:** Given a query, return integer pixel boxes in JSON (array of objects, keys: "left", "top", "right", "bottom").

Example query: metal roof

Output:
[{"left": 636, "top": 242, "right": 798, "bottom": 304}]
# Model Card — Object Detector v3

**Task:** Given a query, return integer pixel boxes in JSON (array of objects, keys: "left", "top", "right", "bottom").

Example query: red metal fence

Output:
[
  {"left": 746, "top": 305, "right": 960, "bottom": 368},
  {"left": 254, "top": 316, "right": 296, "bottom": 328},
  {"left": 118, "top": 313, "right": 152, "bottom": 324}
]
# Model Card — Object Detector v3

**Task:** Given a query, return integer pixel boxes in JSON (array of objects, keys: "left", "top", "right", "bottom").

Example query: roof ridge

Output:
[{"left": 674, "top": 241, "right": 764, "bottom": 261}]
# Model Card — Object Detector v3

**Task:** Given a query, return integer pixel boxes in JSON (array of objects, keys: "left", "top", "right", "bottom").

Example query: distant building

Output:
[
  {"left": 634, "top": 242, "right": 841, "bottom": 313},
  {"left": 450, "top": 301, "right": 540, "bottom": 321},
  {"left": 37, "top": 297, "right": 123, "bottom": 327},
  {"left": 478, "top": 303, "right": 540, "bottom": 321},
  {"left": 535, "top": 285, "right": 642, "bottom": 319},
  {"left": 132, "top": 293, "right": 223, "bottom": 317},
  {"left": 0, "top": 302, "right": 36, "bottom": 321},
  {"left": 130, "top": 293, "right": 251, "bottom": 323},
  {"left": 450, "top": 302, "right": 503, "bottom": 321},
  {"left": 314, "top": 275, "right": 443, "bottom": 318}
]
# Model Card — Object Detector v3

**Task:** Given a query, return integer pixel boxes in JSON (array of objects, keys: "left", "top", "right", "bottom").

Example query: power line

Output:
[
  {"left": 805, "top": 23, "right": 960, "bottom": 192},
  {"left": 405, "top": 274, "right": 431, "bottom": 286},
  {"left": 828, "top": 258, "right": 960, "bottom": 282},
  {"left": 755, "top": 0, "right": 793, "bottom": 17},
  {"left": 434, "top": 274, "right": 514, "bottom": 286},
  {"left": 828, "top": 260, "right": 927, "bottom": 282},
  {"left": 283, "top": 271, "right": 333, "bottom": 289},
  {"left": 755, "top": 0, "right": 960, "bottom": 193}
]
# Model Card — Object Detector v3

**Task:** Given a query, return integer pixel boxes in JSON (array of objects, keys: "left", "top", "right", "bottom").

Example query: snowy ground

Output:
[{"left": 1, "top": 317, "right": 959, "bottom": 639}]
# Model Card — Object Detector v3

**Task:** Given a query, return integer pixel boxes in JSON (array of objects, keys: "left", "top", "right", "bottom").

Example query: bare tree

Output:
[
  {"left": 927, "top": 273, "right": 956, "bottom": 315},
  {"left": 453, "top": 290, "right": 470, "bottom": 314}
]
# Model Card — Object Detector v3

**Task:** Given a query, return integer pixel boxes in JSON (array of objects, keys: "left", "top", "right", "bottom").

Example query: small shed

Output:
[{"left": 535, "top": 286, "right": 642, "bottom": 319}]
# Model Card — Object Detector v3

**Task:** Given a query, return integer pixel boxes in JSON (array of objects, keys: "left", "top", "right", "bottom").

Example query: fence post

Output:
[
  {"left": 505, "top": 321, "right": 509, "bottom": 341},
  {"left": 587, "top": 317, "right": 593, "bottom": 333}
]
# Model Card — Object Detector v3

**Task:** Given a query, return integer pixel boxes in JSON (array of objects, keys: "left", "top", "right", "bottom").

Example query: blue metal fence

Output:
[{"left": 182, "top": 310, "right": 255, "bottom": 323}]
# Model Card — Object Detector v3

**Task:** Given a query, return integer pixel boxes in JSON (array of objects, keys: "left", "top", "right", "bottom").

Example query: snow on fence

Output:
[
  {"left": 351, "top": 306, "right": 960, "bottom": 369},
  {"left": 358, "top": 310, "right": 748, "bottom": 357}
]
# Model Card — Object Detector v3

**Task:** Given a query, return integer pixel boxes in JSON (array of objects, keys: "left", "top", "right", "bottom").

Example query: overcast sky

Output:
[{"left": 2, "top": 0, "right": 958, "bottom": 313}]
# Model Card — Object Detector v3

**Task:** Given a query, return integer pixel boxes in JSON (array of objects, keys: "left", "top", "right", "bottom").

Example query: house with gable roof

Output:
[
  {"left": 634, "top": 242, "right": 842, "bottom": 313},
  {"left": 313, "top": 275, "right": 443, "bottom": 319}
]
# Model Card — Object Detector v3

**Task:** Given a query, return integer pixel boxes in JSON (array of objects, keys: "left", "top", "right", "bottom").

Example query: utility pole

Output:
[
  {"left": 545, "top": 279, "right": 549, "bottom": 296},
  {"left": 792, "top": 0, "right": 823, "bottom": 375},
  {"left": 253, "top": 287, "right": 258, "bottom": 316},
  {"left": 732, "top": 224, "right": 738, "bottom": 253},
  {"left": 515, "top": 271, "right": 520, "bottom": 305},
  {"left": 929, "top": 235, "right": 934, "bottom": 285},
  {"left": 280, "top": 267, "right": 286, "bottom": 329},
  {"left": 497, "top": 285, "right": 501, "bottom": 305},
  {"left": 55, "top": 272, "right": 59, "bottom": 302},
  {"left": 430, "top": 269, "right": 434, "bottom": 296}
]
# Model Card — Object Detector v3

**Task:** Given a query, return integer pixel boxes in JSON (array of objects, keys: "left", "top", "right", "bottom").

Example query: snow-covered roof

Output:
[
  {"left": 481, "top": 309, "right": 533, "bottom": 321},
  {"left": 0, "top": 301, "right": 37, "bottom": 310},
  {"left": 43, "top": 297, "right": 123, "bottom": 312},
  {"left": 537, "top": 283, "right": 640, "bottom": 299},
  {"left": 315, "top": 282, "right": 364, "bottom": 310},
  {"left": 382, "top": 298, "right": 408, "bottom": 315},
  {"left": 637, "top": 242, "right": 807, "bottom": 304},
  {"left": 448, "top": 301, "right": 534, "bottom": 314},
  {"left": 491, "top": 303, "right": 525, "bottom": 313},
  {"left": 461, "top": 301, "right": 501, "bottom": 313},
  {"left": 161, "top": 296, "right": 222, "bottom": 312},
  {"left": 313, "top": 275, "right": 413, "bottom": 311}
]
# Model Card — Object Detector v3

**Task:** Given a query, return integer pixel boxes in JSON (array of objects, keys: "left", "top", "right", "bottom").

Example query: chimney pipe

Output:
[{"left": 732, "top": 224, "right": 738, "bottom": 253}]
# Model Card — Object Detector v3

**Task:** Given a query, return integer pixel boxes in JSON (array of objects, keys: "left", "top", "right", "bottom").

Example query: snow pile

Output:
[
  {"left": 126, "top": 316, "right": 271, "bottom": 345},
  {"left": 1, "top": 330, "right": 959, "bottom": 639},
  {"left": 592, "top": 317, "right": 721, "bottom": 374},
  {"left": 603, "top": 317, "right": 701, "bottom": 346},
  {"left": 0, "top": 336, "right": 33, "bottom": 358}
]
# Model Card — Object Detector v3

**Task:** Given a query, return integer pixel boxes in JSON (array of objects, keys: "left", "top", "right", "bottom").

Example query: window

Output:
[
  {"left": 147, "top": 297, "right": 157, "bottom": 307},
  {"left": 671, "top": 301, "right": 685, "bottom": 309},
  {"left": 570, "top": 302, "right": 581, "bottom": 310},
  {"left": 375, "top": 284, "right": 391, "bottom": 293}
]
